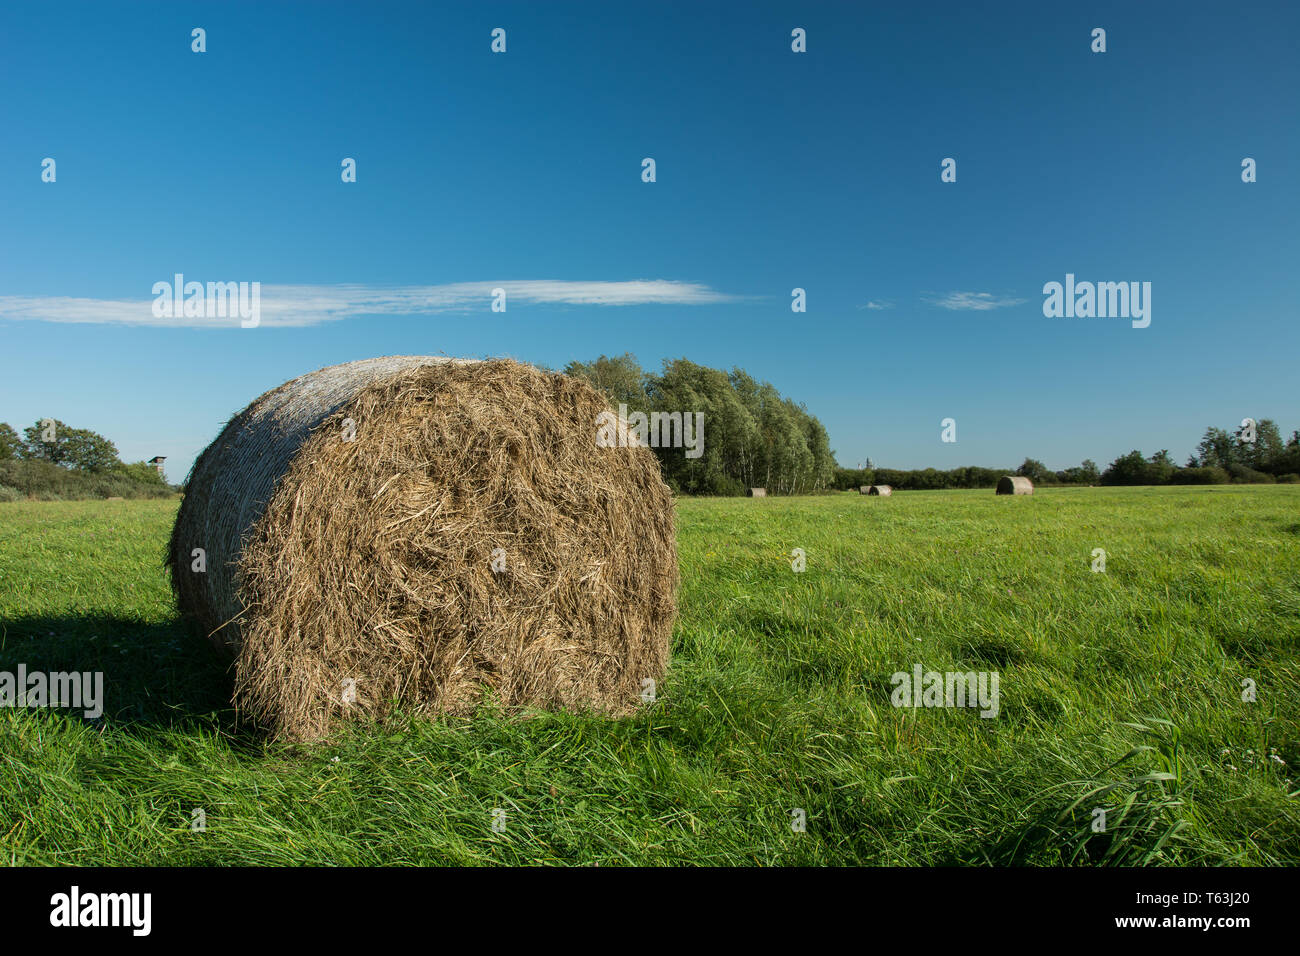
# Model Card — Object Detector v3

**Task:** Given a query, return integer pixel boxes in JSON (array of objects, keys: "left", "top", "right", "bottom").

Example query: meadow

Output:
[{"left": 1, "top": 487, "right": 1296, "bottom": 865}]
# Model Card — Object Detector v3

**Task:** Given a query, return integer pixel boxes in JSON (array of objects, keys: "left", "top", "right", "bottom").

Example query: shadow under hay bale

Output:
[
  {"left": 168, "top": 356, "right": 678, "bottom": 741},
  {"left": 997, "top": 475, "right": 1034, "bottom": 495}
]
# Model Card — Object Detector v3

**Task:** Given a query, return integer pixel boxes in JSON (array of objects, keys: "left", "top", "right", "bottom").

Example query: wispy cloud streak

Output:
[
  {"left": 924, "top": 291, "right": 1026, "bottom": 311},
  {"left": 0, "top": 279, "right": 742, "bottom": 328}
]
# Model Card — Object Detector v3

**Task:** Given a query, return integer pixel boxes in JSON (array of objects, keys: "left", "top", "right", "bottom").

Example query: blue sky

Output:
[{"left": 2, "top": 1, "right": 1297, "bottom": 482}]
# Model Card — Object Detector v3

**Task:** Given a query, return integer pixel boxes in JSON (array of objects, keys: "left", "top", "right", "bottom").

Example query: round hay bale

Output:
[
  {"left": 747, "top": 487, "right": 767, "bottom": 497},
  {"left": 857, "top": 485, "right": 870, "bottom": 495},
  {"left": 868, "top": 484, "right": 892, "bottom": 496},
  {"left": 168, "top": 356, "right": 678, "bottom": 741},
  {"left": 996, "top": 475, "right": 1034, "bottom": 495}
]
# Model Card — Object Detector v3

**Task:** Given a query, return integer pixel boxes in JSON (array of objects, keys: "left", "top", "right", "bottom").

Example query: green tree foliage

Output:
[
  {"left": 829, "top": 416, "right": 1297, "bottom": 492},
  {"left": 64, "top": 430, "right": 121, "bottom": 473},
  {"left": 569, "top": 355, "right": 834, "bottom": 496},
  {"left": 0, "top": 423, "right": 20, "bottom": 460},
  {"left": 1107, "top": 440, "right": 1282, "bottom": 486},
  {"left": 21, "top": 419, "right": 120, "bottom": 472},
  {"left": 21, "top": 419, "right": 70, "bottom": 465},
  {"left": 1101, "top": 450, "right": 1149, "bottom": 486},
  {"left": 1146, "top": 449, "right": 1176, "bottom": 485},
  {"left": 1170, "top": 466, "right": 1230, "bottom": 484},
  {"left": 1239, "top": 418, "right": 1284, "bottom": 471},
  {"left": 833, "top": 460, "right": 1105, "bottom": 492},
  {"left": 834, "top": 466, "right": 1005, "bottom": 491},
  {"left": 1016, "top": 457, "right": 1054, "bottom": 485},
  {"left": 0, "top": 459, "right": 174, "bottom": 500},
  {"left": 1225, "top": 463, "right": 1275, "bottom": 484},
  {"left": 1191, "top": 418, "right": 1296, "bottom": 478},
  {"left": 1056, "top": 459, "right": 1100, "bottom": 484},
  {"left": 1193, "top": 427, "right": 1237, "bottom": 469},
  {"left": 562, "top": 353, "right": 648, "bottom": 409},
  {"left": 832, "top": 467, "right": 875, "bottom": 490},
  {"left": 1275, "top": 431, "right": 1300, "bottom": 477},
  {"left": 1102, "top": 449, "right": 1184, "bottom": 486},
  {"left": 112, "top": 461, "right": 168, "bottom": 486}
]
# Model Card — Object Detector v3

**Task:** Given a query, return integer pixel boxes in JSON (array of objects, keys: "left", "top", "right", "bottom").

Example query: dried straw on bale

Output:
[
  {"left": 996, "top": 475, "right": 1034, "bottom": 495},
  {"left": 857, "top": 486, "right": 870, "bottom": 495},
  {"left": 748, "top": 488, "right": 767, "bottom": 497},
  {"left": 868, "top": 485, "right": 892, "bottom": 496},
  {"left": 168, "top": 356, "right": 678, "bottom": 741}
]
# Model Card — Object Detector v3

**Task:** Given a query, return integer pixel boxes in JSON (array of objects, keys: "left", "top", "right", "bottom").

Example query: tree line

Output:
[
  {"left": 832, "top": 418, "right": 1300, "bottom": 491},
  {"left": 832, "top": 460, "right": 1101, "bottom": 492},
  {"left": 0, "top": 419, "right": 173, "bottom": 501},
  {"left": 565, "top": 354, "right": 836, "bottom": 495},
  {"left": 6, "top": 399, "right": 1292, "bottom": 504},
  {"left": 1099, "top": 419, "right": 1300, "bottom": 486},
  {"left": 565, "top": 356, "right": 1299, "bottom": 495}
]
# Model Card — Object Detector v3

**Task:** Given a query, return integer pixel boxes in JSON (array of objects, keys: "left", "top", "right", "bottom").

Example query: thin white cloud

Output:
[
  {"left": 858, "top": 300, "right": 893, "bottom": 311},
  {"left": 924, "top": 291, "right": 1026, "bottom": 311},
  {"left": 0, "top": 279, "right": 742, "bottom": 328}
]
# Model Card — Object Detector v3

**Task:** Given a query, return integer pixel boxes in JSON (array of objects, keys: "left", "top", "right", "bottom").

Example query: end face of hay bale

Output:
[
  {"left": 169, "top": 357, "right": 679, "bottom": 741},
  {"left": 868, "top": 484, "right": 892, "bottom": 496},
  {"left": 748, "top": 487, "right": 767, "bottom": 497},
  {"left": 858, "top": 485, "right": 870, "bottom": 495},
  {"left": 996, "top": 475, "right": 1034, "bottom": 495}
]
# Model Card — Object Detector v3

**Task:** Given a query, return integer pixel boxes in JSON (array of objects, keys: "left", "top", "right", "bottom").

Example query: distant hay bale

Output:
[
  {"left": 997, "top": 475, "right": 1034, "bottom": 495},
  {"left": 748, "top": 488, "right": 767, "bottom": 497},
  {"left": 867, "top": 485, "right": 892, "bottom": 496},
  {"left": 168, "top": 356, "right": 678, "bottom": 741}
]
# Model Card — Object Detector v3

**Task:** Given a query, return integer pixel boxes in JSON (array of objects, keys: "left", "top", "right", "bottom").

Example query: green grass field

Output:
[{"left": 1, "top": 487, "right": 1297, "bottom": 865}]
